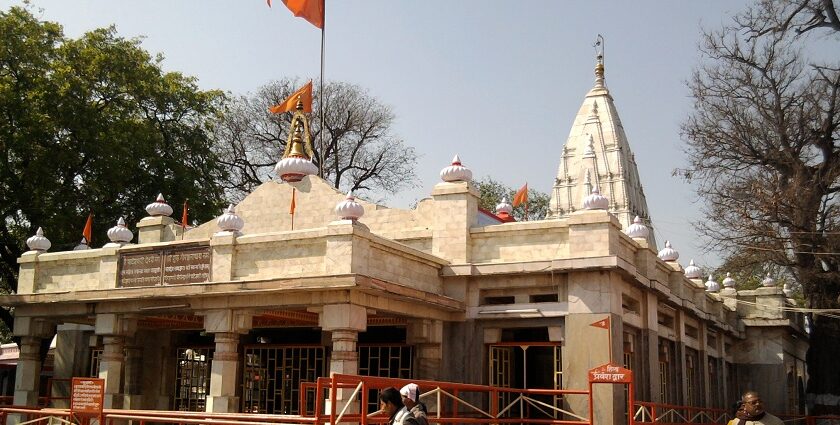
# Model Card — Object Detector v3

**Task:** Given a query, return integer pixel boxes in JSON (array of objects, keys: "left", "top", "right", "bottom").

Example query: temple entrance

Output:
[
  {"left": 489, "top": 340, "right": 562, "bottom": 420},
  {"left": 241, "top": 345, "right": 326, "bottom": 414}
]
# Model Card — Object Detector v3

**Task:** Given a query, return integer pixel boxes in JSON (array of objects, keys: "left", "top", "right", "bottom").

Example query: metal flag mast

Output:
[{"left": 318, "top": 3, "right": 325, "bottom": 179}]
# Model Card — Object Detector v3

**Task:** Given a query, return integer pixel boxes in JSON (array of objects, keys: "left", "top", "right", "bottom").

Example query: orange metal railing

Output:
[
  {"left": 302, "top": 373, "right": 592, "bottom": 425},
  {"left": 633, "top": 401, "right": 840, "bottom": 425},
  {"left": 634, "top": 401, "right": 726, "bottom": 425}
]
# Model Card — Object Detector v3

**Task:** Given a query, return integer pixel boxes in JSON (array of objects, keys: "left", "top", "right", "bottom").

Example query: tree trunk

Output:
[{"left": 806, "top": 293, "right": 840, "bottom": 414}]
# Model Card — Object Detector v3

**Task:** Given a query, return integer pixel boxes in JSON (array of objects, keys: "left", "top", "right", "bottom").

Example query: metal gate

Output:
[
  {"left": 174, "top": 347, "right": 213, "bottom": 411},
  {"left": 489, "top": 343, "right": 563, "bottom": 420},
  {"left": 241, "top": 345, "right": 325, "bottom": 414}
]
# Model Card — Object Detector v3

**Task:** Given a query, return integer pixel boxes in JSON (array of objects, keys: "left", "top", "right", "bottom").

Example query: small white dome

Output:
[
  {"left": 783, "top": 282, "right": 793, "bottom": 298},
  {"left": 496, "top": 197, "right": 512, "bottom": 215},
  {"left": 440, "top": 155, "right": 473, "bottom": 182},
  {"left": 684, "top": 259, "right": 701, "bottom": 279},
  {"left": 335, "top": 191, "right": 364, "bottom": 221},
  {"left": 217, "top": 204, "right": 244, "bottom": 233},
  {"left": 657, "top": 240, "right": 679, "bottom": 262},
  {"left": 145, "top": 193, "right": 173, "bottom": 217},
  {"left": 583, "top": 187, "right": 609, "bottom": 210},
  {"left": 722, "top": 272, "right": 736, "bottom": 288},
  {"left": 761, "top": 273, "right": 775, "bottom": 287},
  {"left": 705, "top": 274, "right": 720, "bottom": 292},
  {"left": 26, "top": 227, "right": 51, "bottom": 252},
  {"left": 626, "top": 216, "right": 649, "bottom": 239},
  {"left": 73, "top": 238, "right": 90, "bottom": 251},
  {"left": 107, "top": 217, "right": 133, "bottom": 243},
  {"left": 274, "top": 156, "right": 318, "bottom": 182}
]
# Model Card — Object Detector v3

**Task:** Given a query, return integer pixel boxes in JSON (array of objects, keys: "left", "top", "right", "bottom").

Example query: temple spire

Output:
[{"left": 548, "top": 37, "right": 657, "bottom": 248}]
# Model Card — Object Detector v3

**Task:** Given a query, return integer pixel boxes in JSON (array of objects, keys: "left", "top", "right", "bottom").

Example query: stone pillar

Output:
[
  {"left": 99, "top": 336, "right": 125, "bottom": 409},
  {"left": 11, "top": 317, "right": 54, "bottom": 409},
  {"left": 407, "top": 319, "right": 443, "bottom": 380},
  {"left": 644, "top": 294, "right": 662, "bottom": 403},
  {"left": 430, "top": 181, "right": 479, "bottom": 263},
  {"left": 202, "top": 309, "right": 252, "bottom": 413},
  {"left": 320, "top": 304, "right": 367, "bottom": 413},
  {"left": 136, "top": 216, "right": 176, "bottom": 244},
  {"left": 52, "top": 324, "right": 95, "bottom": 408},
  {"left": 565, "top": 270, "right": 621, "bottom": 425},
  {"left": 95, "top": 314, "right": 137, "bottom": 409}
]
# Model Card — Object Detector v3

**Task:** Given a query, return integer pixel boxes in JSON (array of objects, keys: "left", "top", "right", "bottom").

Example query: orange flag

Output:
[
  {"left": 590, "top": 317, "right": 610, "bottom": 329},
  {"left": 290, "top": 188, "right": 297, "bottom": 215},
  {"left": 181, "top": 201, "right": 189, "bottom": 230},
  {"left": 512, "top": 183, "right": 528, "bottom": 207},
  {"left": 269, "top": 81, "right": 313, "bottom": 114},
  {"left": 278, "top": 0, "right": 324, "bottom": 29},
  {"left": 82, "top": 212, "right": 93, "bottom": 244}
]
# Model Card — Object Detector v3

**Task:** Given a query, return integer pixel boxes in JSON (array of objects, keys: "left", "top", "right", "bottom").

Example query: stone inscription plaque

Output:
[
  {"left": 163, "top": 247, "right": 211, "bottom": 285},
  {"left": 119, "top": 251, "right": 163, "bottom": 287},
  {"left": 118, "top": 245, "right": 210, "bottom": 287}
]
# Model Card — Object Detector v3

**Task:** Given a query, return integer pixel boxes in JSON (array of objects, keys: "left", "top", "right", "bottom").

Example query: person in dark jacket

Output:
[
  {"left": 379, "top": 387, "right": 419, "bottom": 425},
  {"left": 400, "top": 383, "right": 429, "bottom": 425}
]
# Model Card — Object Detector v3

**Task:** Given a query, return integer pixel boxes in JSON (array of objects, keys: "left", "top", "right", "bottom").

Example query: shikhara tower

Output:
[{"left": 548, "top": 41, "right": 657, "bottom": 248}]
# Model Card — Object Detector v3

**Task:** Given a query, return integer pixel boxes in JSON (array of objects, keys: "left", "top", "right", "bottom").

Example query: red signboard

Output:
[
  {"left": 70, "top": 377, "right": 104, "bottom": 417},
  {"left": 588, "top": 362, "right": 633, "bottom": 384}
]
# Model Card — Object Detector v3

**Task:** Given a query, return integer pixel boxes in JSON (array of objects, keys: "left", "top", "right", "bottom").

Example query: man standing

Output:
[
  {"left": 400, "top": 383, "right": 429, "bottom": 425},
  {"left": 734, "top": 391, "right": 784, "bottom": 425}
]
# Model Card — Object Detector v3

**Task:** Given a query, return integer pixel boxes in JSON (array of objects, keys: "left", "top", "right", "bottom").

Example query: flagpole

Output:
[
  {"left": 318, "top": 5, "right": 326, "bottom": 179},
  {"left": 524, "top": 183, "right": 529, "bottom": 221},
  {"left": 608, "top": 316, "right": 613, "bottom": 363}
]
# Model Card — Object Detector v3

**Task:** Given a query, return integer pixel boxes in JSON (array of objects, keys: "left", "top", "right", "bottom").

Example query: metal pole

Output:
[{"left": 318, "top": 8, "right": 326, "bottom": 179}]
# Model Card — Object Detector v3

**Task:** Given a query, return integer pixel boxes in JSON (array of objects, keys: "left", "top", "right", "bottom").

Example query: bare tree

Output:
[
  {"left": 213, "top": 79, "right": 418, "bottom": 202},
  {"left": 680, "top": 1, "right": 840, "bottom": 412},
  {"left": 738, "top": 0, "right": 840, "bottom": 38}
]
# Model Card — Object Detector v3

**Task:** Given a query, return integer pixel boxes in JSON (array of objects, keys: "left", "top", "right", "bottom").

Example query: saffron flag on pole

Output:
[
  {"left": 82, "top": 212, "right": 93, "bottom": 244},
  {"left": 290, "top": 188, "right": 297, "bottom": 215},
  {"left": 512, "top": 183, "right": 528, "bottom": 207},
  {"left": 590, "top": 317, "right": 610, "bottom": 329},
  {"left": 269, "top": 80, "right": 313, "bottom": 114},
  {"left": 278, "top": 0, "right": 324, "bottom": 29},
  {"left": 181, "top": 201, "right": 189, "bottom": 230}
]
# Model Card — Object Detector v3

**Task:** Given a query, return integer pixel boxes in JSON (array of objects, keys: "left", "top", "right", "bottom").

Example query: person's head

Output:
[
  {"left": 741, "top": 391, "right": 764, "bottom": 416},
  {"left": 400, "top": 383, "right": 420, "bottom": 409},
  {"left": 731, "top": 400, "right": 744, "bottom": 416},
  {"left": 379, "top": 387, "right": 404, "bottom": 417}
]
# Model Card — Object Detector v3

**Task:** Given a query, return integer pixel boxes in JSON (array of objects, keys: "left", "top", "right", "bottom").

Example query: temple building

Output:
[{"left": 1, "top": 52, "right": 808, "bottom": 424}]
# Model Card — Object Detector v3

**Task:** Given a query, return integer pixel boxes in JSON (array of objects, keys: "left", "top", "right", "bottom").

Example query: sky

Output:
[{"left": 1, "top": 0, "right": 756, "bottom": 269}]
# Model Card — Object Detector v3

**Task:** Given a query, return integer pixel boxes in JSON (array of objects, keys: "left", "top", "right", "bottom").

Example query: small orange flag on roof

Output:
[
  {"left": 82, "top": 212, "right": 93, "bottom": 244},
  {"left": 590, "top": 317, "right": 610, "bottom": 329},
  {"left": 269, "top": 80, "right": 313, "bottom": 114},
  {"left": 282, "top": 0, "right": 324, "bottom": 29},
  {"left": 512, "top": 183, "right": 528, "bottom": 207}
]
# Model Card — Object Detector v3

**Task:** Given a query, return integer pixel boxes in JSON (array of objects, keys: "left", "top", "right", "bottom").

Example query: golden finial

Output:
[{"left": 282, "top": 112, "right": 315, "bottom": 160}]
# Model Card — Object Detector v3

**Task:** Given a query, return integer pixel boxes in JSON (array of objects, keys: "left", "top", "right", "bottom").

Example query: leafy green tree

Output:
[
  {"left": 473, "top": 177, "right": 549, "bottom": 222},
  {"left": 0, "top": 6, "right": 227, "bottom": 339}
]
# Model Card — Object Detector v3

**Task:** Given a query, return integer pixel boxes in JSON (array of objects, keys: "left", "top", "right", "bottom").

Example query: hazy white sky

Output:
[{"left": 2, "top": 0, "right": 756, "bottom": 268}]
